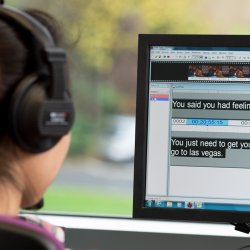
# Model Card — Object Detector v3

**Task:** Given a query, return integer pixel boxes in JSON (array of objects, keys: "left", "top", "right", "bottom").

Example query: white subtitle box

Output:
[{"left": 169, "top": 166, "right": 250, "bottom": 201}]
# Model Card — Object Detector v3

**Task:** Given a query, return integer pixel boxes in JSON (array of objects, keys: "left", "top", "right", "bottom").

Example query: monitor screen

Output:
[{"left": 133, "top": 35, "right": 250, "bottom": 223}]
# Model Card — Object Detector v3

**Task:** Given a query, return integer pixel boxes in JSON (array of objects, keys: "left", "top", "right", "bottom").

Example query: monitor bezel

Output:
[{"left": 133, "top": 34, "right": 250, "bottom": 223}]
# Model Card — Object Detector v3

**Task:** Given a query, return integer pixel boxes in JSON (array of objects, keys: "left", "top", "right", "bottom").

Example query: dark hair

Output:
[{"left": 0, "top": 9, "right": 63, "bottom": 190}]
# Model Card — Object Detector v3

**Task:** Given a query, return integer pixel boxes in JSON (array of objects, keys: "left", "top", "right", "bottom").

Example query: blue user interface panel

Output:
[{"left": 145, "top": 46, "right": 250, "bottom": 212}]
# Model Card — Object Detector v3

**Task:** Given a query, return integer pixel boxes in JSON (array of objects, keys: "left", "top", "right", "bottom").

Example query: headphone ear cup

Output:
[{"left": 9, "top": 75, "right": 61, "bottom": 153}]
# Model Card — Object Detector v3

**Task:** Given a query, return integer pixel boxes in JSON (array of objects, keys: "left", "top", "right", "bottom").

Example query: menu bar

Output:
[{"left": 150, "top": 49, "right": 250, "bottom": 62}]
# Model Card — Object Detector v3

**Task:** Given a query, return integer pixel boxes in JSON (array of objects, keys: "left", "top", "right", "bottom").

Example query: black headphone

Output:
[{"left": 0, "top": 1, "right": 75, "bottom": 153}]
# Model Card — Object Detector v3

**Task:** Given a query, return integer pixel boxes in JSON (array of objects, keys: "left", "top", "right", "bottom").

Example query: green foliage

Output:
[
  {"left": 43, "top": 185, "right": 132, "bottom": 215},
  {"left": 59, "top": 0, "right": 206, "bottom": 73},
  {"left": 68, "top": 115, "right": 94, "bottom": 156},
  {"left": 11, "top": 0, "right": 207, "bottom": 73},
  {"left": 98, "top": 83, "right": 121, "bottom": 114}
]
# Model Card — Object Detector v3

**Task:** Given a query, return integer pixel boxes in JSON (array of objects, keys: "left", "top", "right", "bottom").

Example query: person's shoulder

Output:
[{"left": 19, "top": 215, "right": 65, "bottom": 244}]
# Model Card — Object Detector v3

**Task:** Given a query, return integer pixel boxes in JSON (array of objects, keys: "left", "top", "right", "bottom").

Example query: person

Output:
[{"left": 0, "top": 4, "right": 73, "bottom": 248}]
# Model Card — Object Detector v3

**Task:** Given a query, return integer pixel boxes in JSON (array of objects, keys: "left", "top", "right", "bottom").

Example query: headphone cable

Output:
[{"left": 238, "top": 245, "right": 250, "bottom": 250}]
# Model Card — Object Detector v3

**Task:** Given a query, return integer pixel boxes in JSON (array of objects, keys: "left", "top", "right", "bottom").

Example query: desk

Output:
[{"left": 39, "top": 214, "right": 250, "bottom": 250}]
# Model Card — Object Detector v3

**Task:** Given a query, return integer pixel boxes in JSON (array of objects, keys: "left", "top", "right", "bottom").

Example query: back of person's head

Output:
[{"left": 0, "top": 3, "right": 74, "bottom": 213}]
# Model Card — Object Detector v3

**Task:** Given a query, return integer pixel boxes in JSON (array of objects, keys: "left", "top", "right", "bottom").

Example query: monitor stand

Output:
[{"left": 232, "top": 223, "right": 250, "bottom": 234}]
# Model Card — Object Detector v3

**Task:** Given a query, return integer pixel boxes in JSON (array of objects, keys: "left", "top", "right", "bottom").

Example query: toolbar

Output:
[{"left": 150, "top": 49, "right": 250, "bottom": 62}]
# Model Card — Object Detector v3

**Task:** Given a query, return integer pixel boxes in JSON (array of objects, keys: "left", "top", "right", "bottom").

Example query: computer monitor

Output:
[{"left": 133, "top": 34, "right": 250, "bottom": 224}]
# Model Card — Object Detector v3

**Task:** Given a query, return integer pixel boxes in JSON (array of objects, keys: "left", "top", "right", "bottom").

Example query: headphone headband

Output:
[
  {"left": 0, "top": 5, "right": 54, "bottom": 47},
  {"left": 0, "top": 3, "right": 68, "bottom": 99}
]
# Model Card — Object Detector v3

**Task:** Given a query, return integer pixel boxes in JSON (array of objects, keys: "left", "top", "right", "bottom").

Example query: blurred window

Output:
[{"left": 9, "top": 0, "right": 212, "bottom": 217}]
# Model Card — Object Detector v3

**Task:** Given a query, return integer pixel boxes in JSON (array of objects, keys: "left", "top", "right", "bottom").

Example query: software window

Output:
[{"left": 146, "top": 47, "right": 250, "bottom": 211}]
